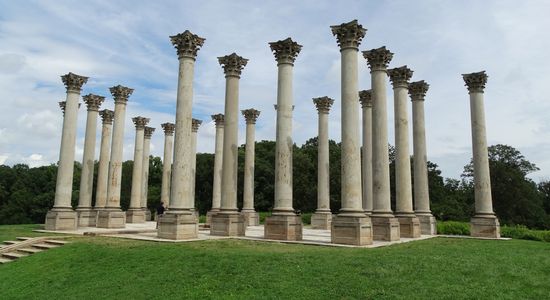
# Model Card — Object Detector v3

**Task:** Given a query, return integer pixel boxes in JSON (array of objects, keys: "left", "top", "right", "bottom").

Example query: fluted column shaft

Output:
[
  {"left": 141, "top": 127, "right": 154, "bottom": 210},
  {"left": 129, "top": 118, "right": 148, "bottom": 210},
  {"left": 94, "top": 110, "right": 113, "bottom": 208},
  {"left": 242, "top": 110, "right": 260, "bottom": 211},
  {"left": 211, "top": 117, "right": 224, "bottom": 211},
  {"left": 160, "top": 123, "right": 175, "bottom": 206}
]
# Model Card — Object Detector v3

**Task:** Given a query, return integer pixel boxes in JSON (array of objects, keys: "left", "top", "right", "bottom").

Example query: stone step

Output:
[
  {"left": 16, "top": 237, "right": 33, "bottom": 241},
  {"left": 18, "top": 248, "right": 43, "bottom": 254},
  {"left": 2, "top": 252, "right": 27, "bottom": 259},
  {"left": 3, "top": 241, "right": 19, "bottom": 245},
  {"left": 32, "top": 243, "right": 59, "bottom": 250},
  {"left": 0, "top": 257, "right": 14, "bottom": 264},
  {"left": 44, "top": 240, "right": 68, "bottom": 246}
]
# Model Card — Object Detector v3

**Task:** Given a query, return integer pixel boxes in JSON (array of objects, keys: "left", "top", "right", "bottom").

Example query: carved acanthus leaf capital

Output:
[
  {"left": 388, "top": 66, "right": 413, "bottom": 88},
  {"left": 362, "top": 46, "right": 394, "bottom": 71},
  {"left": 462, "top": 71, "right": 488, "bottom": 93},
  {"left": 211, "top": 114, "right": 224, "bottom": 127},
  {"left": 269, "top": 38, "right": 302, "bottom": 65},
  {"left": 191, "top": 118, "right": 202, "bottom": 132},
  {"left": 330, "top": 19, "right": 367, "bottom": 50},
  {"left": 82, "top": 94, "right": 105, "bottom": 111},
  {"left": 161, "top": 122, "right": 175, "bottom": 135},
  {"left": 61, "top": 72, "right": 88, "bottom": 93},
  {"left": 144, "top": 126, "right": 155, "bottom": 139},
  {"left": 312, "top": 96, "right": 334, "bottom": 114},
  {"left": 408, "top": 80, "right": 430, "bottom": 100},
  {"left": 358, "top": 90, "right": 373, "bottom": 108},
  {"left": 241, "top": 108, "right": 261, "bottom": 124},
  {"left": 218, "top": 53, "right": 248, "bottom": 77},
  {"left": 132, "top": 116, "right": 150, "bottom": 130},
  {"left": 170, "top": 30, "right": 205, "bottom": 59},
  {"left": 109, "top": 85, "right": 134, "bottom": 104},
  {"left": 99, "top": 109, "right": 114, "bottom": 124}
]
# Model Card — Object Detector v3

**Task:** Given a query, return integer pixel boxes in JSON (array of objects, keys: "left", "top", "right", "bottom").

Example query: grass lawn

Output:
[{"left": 1, "top": 225, "right": 549, "bottom": 299}]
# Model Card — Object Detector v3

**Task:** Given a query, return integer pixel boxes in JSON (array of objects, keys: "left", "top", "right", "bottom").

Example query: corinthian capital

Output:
[
  {"left": 388, "top": 66, "right": 413, "bottom": 88},
  {"left": 61, "top": 72, "right": 88, "bottom": 93},
  {"left": 170, "top": 30, "right": 205, "bottom": 59},
  {"left": 269, "top": 38, "right": 302, "bottom": 65},
  {"left": 161, "top": 122, "right": 175, "bottom": 135},
  {"left": 358, "top": 90, "right": 373, "bottom": 108},
  {"left": 99, "top": 109, "right": 114, "bottom": 124},
  {"left": 191, "top": 118, "right": 202, "bottom": 132},
  {"left": 82, "top": 94, "right": 105, "bottom": 111},
  {"left": 312, "top": 96, "right": 334, "bottom": 114},
  {"left": 408, "top": 80, "right": 430, "bottom": 101},
  {"left": 362, "top": 46, "right": 393, "bottom": 72},
  {"left": 58, "top": 101, "right": 81, "bottom": 115},
  {"left": 462, "top": 71, "right": 488, "bottom": 94},
  {"left": 144, "top": 126, "right": 155, "bottom": 139},
  {"left": 241, "top": 108, "right": 261, "bottom": 124},
  {"left": 218, "top": 53, "right": 248, "bottom": 77},
  {"left": 109, "top": 85, "right": 134, "bottom": 104},
  {"left": 330, "top": 19, "right": 367, "bottom": 50},
  {"left": 211, "top": 114, "right": 224, "bottom": 127},
  {"left": 132, "top": 116, "right": 150, "bottom": 130}
]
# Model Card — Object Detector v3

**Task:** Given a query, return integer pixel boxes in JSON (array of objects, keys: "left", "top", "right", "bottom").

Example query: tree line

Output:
[{"left": 1, "top": 140, "right": 549, "bottom": 229}]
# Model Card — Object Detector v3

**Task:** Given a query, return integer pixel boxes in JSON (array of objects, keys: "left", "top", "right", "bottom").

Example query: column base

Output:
[
  {"left": 76, "top": 208, "right": 97, "bottom": 227},
  {"left": 126, "top": 209, "right": 146, "bottom": 223},
  {"left": 470, "top": 215, "right": 500, "bottom": 238},
  {"left": 206, "top": 210, "right": 219, "bottom": 225},
  {"left": 417, "top": 214, "right": 437, "bottom": 235},
  {"left": 264, "top": 214, "right": 303, "bottom": 241},
  {"left": 145, "top": 209, "right": 152, "bottom": 221},
  {"left": 240, "top": 210, "right": 259, "bottom": 226},
  {"left": 158, "top": 212, "right": 198, "bottom": 240},
  {"left": 310, "top": 212, "right": 333, "bottom": 230},
  {"left": 395, "top": 214, "right": 421, "bottom": 238},
  {"left": 331, "top": 215, "right": 373, "bottom": 246},
  {"left": 210, "top": 212, "right": 245, "bottom": 236},
  {"left": 96, "top": 209, "right": 126, "bottom": 228},
  {"left": 45, "top": 209, "right": 78, "bottom": 231},
  {"left": 371, "top": 215, "right": 400, "bottom": 241}
]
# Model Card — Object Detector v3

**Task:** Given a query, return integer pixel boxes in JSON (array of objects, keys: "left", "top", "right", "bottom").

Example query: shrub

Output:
[
  {"left": 501, "top": 225, "right": 550, "bottom": 242},
  {"left": 437, "top": 221, "right": 470, "bottom": 235},
  {"left": 301, "top": 213, "right": 312, "bottom": 225}
]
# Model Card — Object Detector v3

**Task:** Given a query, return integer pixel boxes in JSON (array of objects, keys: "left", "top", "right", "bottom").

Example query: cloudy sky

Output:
[{"left": 1, "top": 0, "right": 549, "bottom": 181}]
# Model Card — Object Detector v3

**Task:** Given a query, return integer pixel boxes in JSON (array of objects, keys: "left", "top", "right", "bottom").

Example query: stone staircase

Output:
[{"left": 0, "top": 237, "right": 69, "bottom": 264}]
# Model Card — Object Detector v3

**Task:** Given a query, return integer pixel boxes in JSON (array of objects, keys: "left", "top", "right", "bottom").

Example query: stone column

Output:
[
  {"left": 264, "top": 37, "right": 303, "bottom": 241},
  {"left": 141, "top": 126, "right": 155, "bottom": 221},
  {"left": 363, "top": 46, "right": 400, "bottom": 241},
  {"left": 388, "top": 66, "right": 421, "bottom": 238},
  {"left": 96, "top": 85, "right": 133, "bottom": 228},
  {"left": 127, "top": 116, "right": 150, "bottom": 223},
  {"left": 45, "top": 72, "right": 88, "bottom": 231},
  {"left": 76, "top": 94, "right": 104, "bottom": 227},
  {"left": 359, "top": 90, "right": 373, "bottom": 215},
  {"left": 329, "top": 20, "right": 372, "bottom": 245},
  {"left": 94, "top": 109, "right": 114, "bottom": 210},
  {"left": 160, "top": 122, "right": 175, "bottom": 209},
  {"left": 241, "top": 108, "right": 261, "bottom": 226},
  {"left": 409, "top": 80, "right": 437, "bottom": 235},
  {"left": 310, "top": 97, "right": 334, "bottom": 230},
  {"left": 158, "top": 30, "right": 204, "bottom": 240},
  {"left": 463, "top": 71, "right": 500, "bottom": 238},
  {"left": 191, "top": 118, "right": 201, "bottom": 220},
  {"left": 206, "top": 114, "right": 224, "bottom": 225},
  {"left": 211, "top": 53, "right": 248, "bottom": 237}
]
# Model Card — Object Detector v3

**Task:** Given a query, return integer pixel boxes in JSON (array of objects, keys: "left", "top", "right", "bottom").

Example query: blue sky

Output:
[{"left": 1, "top": 0, "right": 549, "bottom": 181}]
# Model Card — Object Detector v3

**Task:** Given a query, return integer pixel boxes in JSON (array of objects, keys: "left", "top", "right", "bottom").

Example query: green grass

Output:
[
  {"left": 0, "top": 224, "right": 59, "bottom": 241},
  {"left": 437, "top": 221, "right": 550, "bottom": 242},
  {"left": 1, "top": 225, "right": 550, "bottom": 299}
]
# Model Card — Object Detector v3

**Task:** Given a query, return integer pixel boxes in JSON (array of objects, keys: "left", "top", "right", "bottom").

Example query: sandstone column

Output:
[
  {"left": 211, "top": 53, "right": 248, "bottom": 237},
  {"left": 191, "top": 118, "right": 201, "bottom": 219},
  {"left": 311, "top": 97, "right": 334, "bottom": 230},
  {"left": 96, "top": 85, "right": 133, "bottom": 228},
  {"left": 388, "top": 66, "right": 421, "bottom": 238},
  {"left": 158, "top": 30, "right": 204, "bottom": 240},
  {"left": 241, "top": 108, "right": 261, "bottom": 226},
  {"left": 76, "top": 94, "right": 104, "bottom": 227},
  {"left": 264, "top": 37, "right": 303, "bottom": 241},
  {"left": 206, "top": 114, "right": 224, "bottom": 225},
  {"left": 127, "top": 116, "right": 150, "bottom": 223},
  {"left": 463, "top": 71, "right": 500, "bottom": 238},
  {"left": 363, "top": 46, "right": 400, "bottom": 241},
  {"left": 141, "top": 126, "right": 155, "bottom": 220},
  {"left": 94, "top": 109, "right": 114, "bottom": 210},
  {"left": 160, "top": 122, "right": 175, "bottom": 209},
  {"left": 359, "top": 90, "right": 373, "bottom": 215},
  {"left": 45, "top": 72, "right": 88, "bottom": 231},
  {"left": 409, "top": 80, "right": 437, "bottom": 235}
]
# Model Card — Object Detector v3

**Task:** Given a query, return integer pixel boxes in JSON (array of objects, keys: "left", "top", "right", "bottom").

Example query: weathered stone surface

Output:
[
  {"left": 45, "top": 210, "right": 77, "bottom": 231},
  {"left": 158, "top": 213, "right": 198, "bottom": 240},
  {"left": 264, "top": 215, "right": 303, "bottom": 241},
  {"left": 210, "top": 213, "right": 245, "bottom": 236},
  {"left": 331, "top": 215, "right": 373, "bottom": 246},
  {"left": 241, "top": 211, "right": 259, "bottom": 226},
  {"left": 76, "top": 209, "right": 97, "bottom": 227},
  {"left": 371, "top": 216, "right": 400, "bottom": 241},
  {"left": 396, "top": 216, "right": 421, "bottom": 238},
  {"left": 471, "top": 216, "right": 500, "bottom": 238},
  {"left": 311, "top": 212, "right": 332, "bottom": 230},
  {"left": 417, "top": 214, "right": 437, "bottom": 235},
  {"left": 96, "top": 210, "right": 126, "bottom": 229},
  {"left": 126, "top": 209, "right": 146, "bottom": 224}
]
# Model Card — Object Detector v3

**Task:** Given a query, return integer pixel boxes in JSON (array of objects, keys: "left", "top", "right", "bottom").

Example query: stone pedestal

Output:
[
  {"left": 126, "top": 209, "right": 146, "bottom": 223},
  {"left": 240, "top": 210, "right": 259, "bottom": 226},
  {"left": 417, "top": 214, "right": 437, "bottom": 235},
  {"left": 371, "top": 216, "right": 400, "bottom": 241},
  {"left": 264, "top": 215, "right": 302, "bottom": 241},
  {"left": 311, "top": 212, "right": 332, "bottom": 230},
  {"left": 76, "top": 208, "right": 97, "bottom": 227},
  {"left": 206, "top": 210, "right": 218, "bottom": 225},
  {"left": 210, "top": 213, "right": 245, "bottom": 236},
  {"left": 395, "top": 215, "right": 421, "bottom": 238},
  {"left": 45, "top": 209, "right": 78, "bottom": 231},
  {"left": 96, "top": 210, "right": 126, "bottom": 228},
  {"left": 145, "top": 209, "right": 152, "bottom": 221},
  {"left": 471, "top": 216, "right": 500, "bottom": 238},
  {"left": 158, "top": 212, "right": 198, "bottom": 240},
  {"left": 331, "top": 216, "right": 373, "bottom": 246}
]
